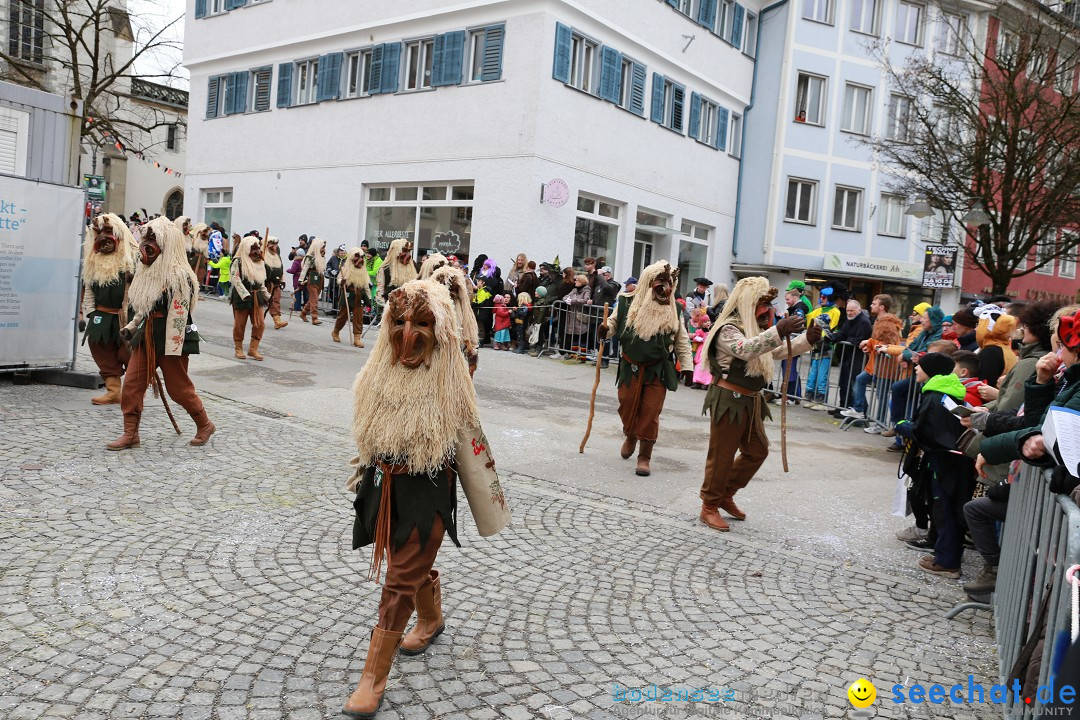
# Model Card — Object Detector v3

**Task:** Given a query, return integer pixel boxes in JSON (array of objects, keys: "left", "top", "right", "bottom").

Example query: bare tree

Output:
[
  {"left": 0, "top": 0, "right": 185, "bottom": 155},
  {"left": 859, "top": 4, "right": 1080, "bottom": 294}
]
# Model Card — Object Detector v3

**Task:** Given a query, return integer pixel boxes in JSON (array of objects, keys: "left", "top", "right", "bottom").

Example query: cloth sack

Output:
[{"left": 455, "top": 424, "right": 511, "bottom": 536}]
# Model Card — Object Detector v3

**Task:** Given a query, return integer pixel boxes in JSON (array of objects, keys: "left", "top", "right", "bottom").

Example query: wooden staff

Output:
[
  {"left": 151, "top": 369, "right": 182, "bottom": 435},
  {"left": 780, "top": 335, "right": 793, "bottom": 473},
  {"left": 579, "top": 303, "right": 610, "bottom": 454}
]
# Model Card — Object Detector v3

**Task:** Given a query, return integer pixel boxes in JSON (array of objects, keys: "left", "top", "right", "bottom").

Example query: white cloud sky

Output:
[{"left": 130, "top": 0, "right": 189, "bottom": 89}]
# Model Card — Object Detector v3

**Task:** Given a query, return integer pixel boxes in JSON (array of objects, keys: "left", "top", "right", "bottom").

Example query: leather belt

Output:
[
  {"left": 95, "top": 305, "right": 122, "bottom": 314},
  {"left": 620, "top": 353, "right": 660, "bottom": 374},
  {"left": 714, "top": 377, "right": 760, "bottom": 397}
]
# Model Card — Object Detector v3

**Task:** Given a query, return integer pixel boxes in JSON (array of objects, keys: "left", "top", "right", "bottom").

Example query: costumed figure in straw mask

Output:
[
  {"left": 187, "top": 221, "right": 211, "bottom": 289},
  {"left": 108, "top": 217, "right": 215, "bottom": 450},
  {"left": 429, "top": 263, "right": 480, "bottom": 377},
  {"left": 300, "top": 236, "right": 327, "bottom": 325},
  {"left": 597, "top": 260, "right": 694, "bottom": 477},
  {"left": 342, "top": 279, "right": 509, "bottom": 719},
  {"left": 418, "top": 252, "right": 449, "bottom": 279},
  {"left": 698, "top": 277, "right": 821, "bottom": 532},
  {"left": 263, "top": 236, "right": 288, "bottom": 330},
  {"left": 332, "top": 246, "right": 371, "bottom": 348},
  {"left": 376, "top": 238, "right": 419, "bottom": 306},
  {"left": 229, "top": 235, "right": 270, "bottom": 361},
  {"left": 80, "top": 213, "right": 138, "bottom": 405}
]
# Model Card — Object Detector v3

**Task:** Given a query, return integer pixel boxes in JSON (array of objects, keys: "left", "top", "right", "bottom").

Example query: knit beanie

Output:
[{"left": 918, "top": 352, "right": 955, "bottom": 378}]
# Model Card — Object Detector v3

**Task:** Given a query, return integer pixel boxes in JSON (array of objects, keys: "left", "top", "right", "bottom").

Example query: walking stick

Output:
[
  {"left": 780, "top": 335, "right": 793, "bottom": 473},
  {"left": 151, "top": 369, "right": 182, "bottom": 435},
  {"left": 579, "top": 303, "right": 610, "bottom": 454}
]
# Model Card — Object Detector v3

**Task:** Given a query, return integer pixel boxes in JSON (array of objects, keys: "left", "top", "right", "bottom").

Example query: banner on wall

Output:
[{"left": 922, "top": 245, "right": 958, "bottom": 288}]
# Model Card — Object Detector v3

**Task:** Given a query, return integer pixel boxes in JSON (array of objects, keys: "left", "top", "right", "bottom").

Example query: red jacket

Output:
[
  {"left": 494, "top": 306, "right": 511, "bottom": 331},
  {"left": 961, "top": 377, "right": 986, "bottom": 407}
]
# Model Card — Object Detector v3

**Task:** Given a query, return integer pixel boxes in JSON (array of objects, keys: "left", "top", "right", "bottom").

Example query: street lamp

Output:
[
  {"left": 961, "top": 201, "right": 991, "bottom": 227},
  {"left": 904, "top": 194, "right": 935, "bottom": 218}
]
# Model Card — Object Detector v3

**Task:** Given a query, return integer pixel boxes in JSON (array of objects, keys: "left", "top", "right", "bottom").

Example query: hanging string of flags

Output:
[{"left": 86, "top": 116, "right": 183, "bottom": 179}]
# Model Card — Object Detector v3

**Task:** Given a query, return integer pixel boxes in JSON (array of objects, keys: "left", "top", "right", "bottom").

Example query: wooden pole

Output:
[
  {"left": 781, "top": 335, "right": 793, "bottom": 473},
  {"left": 579, "top": 303, "right": 610, "bottom": 454}
]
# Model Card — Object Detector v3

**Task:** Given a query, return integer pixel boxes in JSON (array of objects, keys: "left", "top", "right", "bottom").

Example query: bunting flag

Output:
[{"left": 96, "top": 128, "right": 182, "bottom": 179}]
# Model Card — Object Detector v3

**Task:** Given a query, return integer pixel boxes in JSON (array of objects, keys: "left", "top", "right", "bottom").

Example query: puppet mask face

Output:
[
  {"left": 319, "top": 244, "right": 326, "bottom": 258},
  {"left": 182, "top": 220, "right": 191, "bottom": 235},
  {"left": 139, "top": 227, "right": 161, "bottom": 266},
  {"left": 248, "top": 243, "right": 263, "bottom": 263},
  {"left": 755, "top": 289, "right": 779, "bottom": 329},
  {"left": 351, "top": 252, "right": 364, "bottom": 269},
  {"left": 267, "top": 241, "right": 279, "bottom": 255},
  {"left": 651, "top": 268, "right": 676, "bottom": 304},
  {"left": 199, "top": 228, "right": 210, "bottom": 243},
  {"left": 399, "top": 242, "right": 414, "bottom": 265},
  {"left": 388, "top": 291, "right": 437, "bottom": 369},
  {"left": 92, "top": 215, "right": 117, "bottom": 255}
]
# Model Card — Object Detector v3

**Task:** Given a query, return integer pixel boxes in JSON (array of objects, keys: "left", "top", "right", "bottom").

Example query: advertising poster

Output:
[{"left": 922, "top": 245, "right": 958, "bottom": 288}]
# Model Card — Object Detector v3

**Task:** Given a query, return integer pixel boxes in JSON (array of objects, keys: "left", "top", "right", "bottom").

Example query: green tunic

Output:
[
  {"left": 265, "top": 263, "right": 284, "bottom": 285},
  {"left": 230, "top": 278, "right": 262, "bottom": 311},
  {"left": 128, "top": 292, "right": 200, "bottom": 356},
  {"left": 86, "top": 280, "right": 126, "bottom": 345},
  {"left": 703, "top": 355, "right": 772, "bottom": 425},
  {"left": 352, "top": 464, "right": 460, "bottom": 551},
  {"left": 614, "top": 295, "right": 679, "bottom": 391}
]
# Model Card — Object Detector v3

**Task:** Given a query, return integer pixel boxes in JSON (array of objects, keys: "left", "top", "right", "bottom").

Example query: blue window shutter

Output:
[
  {"left": 629, "top": 62, "right": 646, "bottom": 116},
  {"left": 716, "top": 106, "right": 729, "bottom": 151},
  {"left": 252, "top": 66, "right": 272, "bottom": 111},
  {"left": 225, "top": 0, "right": 247, "bottom": 9},
  {"left": 222, "top": 73, "right": 236, "bottom": 115},
  {"left": 598, "top": 46, "right": 621, "bottom": 103},
  {"left": 276, "top": 63, "right": 293, "bottom": 108},
  {"left": 553, "top": 22, "right": 572, "bottom": 83},
  {"left": 368, "top": 45, "right": 385, "bottom": 94},
  {"left": 697, "top": 0, "right": 718, "bottom": 29},
  {"left": 481, "top": 24, "right": 504, "bottom": 82},
  {"left": 431, "top": 33, "right": 448, "bottom": 86},
  {"left": 316, "top": 52, "right": 343, "bottom": 101},
  {"left": 233, "top": 71, "right": 248, "bottom": 113},
  {"left": 671, "top": 83, "right": 685, "bottom": 132},
  {"left": 195, "top": 0, "right": 207, "bottom": 19},
  {"left": 380, "top": 42, "right": 401, "bottom": 94},
  {"left": 666, "top": 0, "right": 678, "bottom": 6},
  {"left": 206, "top": 76, "right": 220, "bottom": 118},
  {"left": 433, "top": 31, "right": 465, "bottom": 86},
  {"left": 650, "top": 73, "right": 664, "bottom": 123},
  {"left": 688, "top": 92, "right": 702, "bottom": 140},
  {"left": 732, "top": 4, "right": 746, "bottom": 50}
]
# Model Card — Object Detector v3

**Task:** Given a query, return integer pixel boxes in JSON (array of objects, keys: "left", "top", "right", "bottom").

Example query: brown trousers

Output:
[
  {"left": 121, "top": 345, "right": 204, "bottom": 421},
  {"left": 233, "top": 308, "right": 265, "bottom": 343},
  {"left": 266, "top": 282, "right": 282, "bottom": 318},
  {"left": 333, "top": 296, "right": 364, "bottom": 335},
  {"left": 617, "top": 377, "right": 667, "bottom": 442},
  {"left": 700, "top": 410, "right": 769, "bottom": 507},
  {"left": 89, "top": 340, "right": 130, "bottom": 378},
  {"left": 306, "top": 282, "right": 322, "bottom": 317},
  {"left": 376, "top": 515, "right": 445, "bottom": 632}
]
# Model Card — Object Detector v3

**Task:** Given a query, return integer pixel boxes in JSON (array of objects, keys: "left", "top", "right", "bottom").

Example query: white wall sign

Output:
[
  {"left": 544, "top": 178, "right": 569, "bottom": 208},
  {"left": 0, "top": 176, "right": 85, "bottom": 369},
  {"left": 823, "top": 253, "right": 922, "bottom": 283}
]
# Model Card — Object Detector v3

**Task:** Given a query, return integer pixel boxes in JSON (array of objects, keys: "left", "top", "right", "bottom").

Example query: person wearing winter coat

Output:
[
  {"left": 830, "top": 300, "right": 873, "bottom": 413},
  {"left": 845, "top": 295, "right": 903, "bottom": 422},
  {"left": 207, "top": 253, "right": 233, "bottom": 297},
  {"left": 287, "top": 248, "right": 307, "bottom": 311},
  {"left": 974, "top": 307, "right": 1018, "bottom": 385},
  {"left": 879, "top": 305, "right": 944, "bottom": 445},
  {"left": 562, "top": 274, "right": 592, "bottom": 360}
]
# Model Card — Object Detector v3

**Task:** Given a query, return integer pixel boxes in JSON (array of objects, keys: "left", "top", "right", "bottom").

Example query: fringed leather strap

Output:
[
  {"left": 144, "top": 321, "right": 157, "bottom": 398},
  {"left": 368, "top": 462, "right": 408, "bottom": 583}
]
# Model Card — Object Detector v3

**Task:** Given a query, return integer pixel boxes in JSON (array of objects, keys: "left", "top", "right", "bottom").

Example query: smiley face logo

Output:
[{"left": 848, "top": 678, "right": 876, "bottom": 708}]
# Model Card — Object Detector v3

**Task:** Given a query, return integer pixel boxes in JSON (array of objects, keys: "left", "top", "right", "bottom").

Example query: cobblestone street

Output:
[{"left": 2, "top": 304, "right": 997, "bottom": 719}]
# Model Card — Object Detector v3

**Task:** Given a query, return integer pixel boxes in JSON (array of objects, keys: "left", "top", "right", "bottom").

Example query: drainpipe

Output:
[{"left": 731, "top": 0, "right": 791, "bottom": 261}]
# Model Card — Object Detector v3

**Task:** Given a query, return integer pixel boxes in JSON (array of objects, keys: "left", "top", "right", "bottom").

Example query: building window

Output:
[
  {"left": 832, "top": 186, "right": 862, "bottom": 231},
  {"left": 652, "top": 75, "right": 686, "bottom": 133},
  {"left": 249, "top": 66, "right": 272, "bottom": 111},
  {"left": 696, "top": 96, "right": 720, "bottom": 147},
  {"left": 887, "top": 94, "right": 914, "bottom": 142},
  {"left": 1028, "top": 48, "right": 1049, "bottom": 82},
  {"left": 677, "top": 237, "right": 708, "bottom": 298},
  {"left": 0, "top": 106, "right": 30, "bottom": 176},
  {"left": 878, "top": 193, "right": 905, "bottom": 237},
  {"left": 8, "top": 0, "right": 44, "bottom": 64},
  {"left": 681, "top": 220, "right": 711, "bottom": 241},
  {"left": 895, "top": 1, "right": 924, "bottom": 46},
  {"left": 165, "top": 190, "right": 184, "bottom": 220},
  {"left": 202, "top": 188, "right": 233, "bottom": 232},
  {"left": 364, "top": 182, "right": 475, "bottom": 263},
  {"left": 743, "top": 13, "right": 758, "bottom": 57},
  {"left": 997, "top": 28, "right": 1018, "bottom": 64},
  {"left": 924, "top": 209, "right": 955, "bottom": 245},
  {"left": 1060, "top": 234, "right": 1077, "bottom": 279},
  {"left": 841, "top": 83, "right": 872, "bottom": 135},
  {"left": 166, "top": 124, "right": 178, "bottom": 151},
  {"left": 574, "top": 193, "right": 620, "bottom": 269},
  {"left": 1035, "top": 234, "right": 1056, "bottom": 275},
  {"left": 345, "top": 49, "right": 373, "bottom": 98},
  {"left": 294, "top": 58, "right": 319, "bottom": 105},
  {"left": 729, "top": 113, "right": 743, "bottom": 158},
  {"left": 404, "top": 38, "right": 435, "bottom": 91},
  {"left": 467, "top": 29, "right": 485, "bottom": 82},
  {"left": 675, "top": 0, "right": 695, "bottom": 16},
  {"left": 785, "top": 178, "right": 817, "bottom": 225},
  {"left": 937, "top": 13, "right": 963, "bottom": 55},
  {"left": 570, "top": 31, "right": 598, "bottom": 93},
  {"left": 718, "top": 0, "right": 734, "bottom": 41},
  {"left": 209, "top": 0, "right": 226, "bottom": 15},
  {"left": 849, "top": 0, "right": 878, "bottom": 35},
  {"left": 1057, "top": 63, "right": 1075, "bottom": 95},
  {"left": 795, "top": 73, "right": 826, "bottom": 126},
  {"left": 802, "top": 0, "right": 833, "bottom": 24}
]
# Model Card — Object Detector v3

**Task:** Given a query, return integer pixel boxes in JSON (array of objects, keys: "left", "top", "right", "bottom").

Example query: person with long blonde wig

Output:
[
  {"left": 300, "top": 236, "right": 328, "bottom": 325},
  {"left": 107, "top": 217, "right": 215, "bottom": 450},
  {"left": 698, "top": 276, "right": 821, "bottom": 532},
  {"left": 341, "top": 279, "right": 508, "bottom": 718},
  {"left": 80, "top": 213, "right": 139, "bottom": 405},
  {"left": 376, "top": 237, "right": 419, "bottom": 305},
  {"left": 230, "top": 235, "right": 270, "bottom": 360},
  {"left": 263, "top": 236, "right": 288, "bottom": 329},
  {"left": 597, "top": 260, "right": 694, "bottom": 477},
  {"left": 332, "top": 246, "right": 371, "bottom": 348}
]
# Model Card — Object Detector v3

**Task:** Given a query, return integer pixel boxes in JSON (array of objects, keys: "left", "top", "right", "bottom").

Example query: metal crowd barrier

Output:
[
  {"left": 994, "top": 464, "right": 1080, "bottom": 717},
  {"left": 532, "top": 300, "right": 611, "bottom": 362}
]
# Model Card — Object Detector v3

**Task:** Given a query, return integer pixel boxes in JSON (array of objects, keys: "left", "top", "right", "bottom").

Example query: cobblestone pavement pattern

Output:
[{"left": 2, "top": 382, "right": 995, "bottom": 720}]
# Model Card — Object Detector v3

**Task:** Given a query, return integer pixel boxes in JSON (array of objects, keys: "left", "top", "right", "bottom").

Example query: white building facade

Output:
[
  {"left": 183, "top": 0, "right": 764, "bottom": 293},
  {"left": 734, "top": 0, "right": 986, "bottom": 308}
]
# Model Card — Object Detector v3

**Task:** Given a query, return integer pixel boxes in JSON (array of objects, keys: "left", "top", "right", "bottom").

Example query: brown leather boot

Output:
[
  {"left": 399, "top": 571, "right": 445, "bottom": 656},
  {"left": 247, "top": 339, "right": 264, "bottom": 361},
  {"left": 331, "top": 329, "right": 341, "bottom": 343},
  {"left": 719, "top": 496, "right": 746, "bottom": 521},
  {"left": 273, "top": 315, "right": 288, "bottom": 329},
  {"left": 233, "top": 340, "right": 246, "bottom": 359},
  {"left": 300, "top": 307, "right": 309, "bottom": 323},
  {"left": 635, "top": 440, "right": 654, "bottom": 476},
  {"left": 189, "top": 410, "right": 216, "bottom": 446},
  {"left": 106, "top": 415, "right": 141, "bottom": 451},
  {"left": 353, "top": 333, "right": 364, "bottom": 348},
  {"left": 699, "top": 504, "right": 730, "bottom": 532},
  {"left": 620, "top": 435, "right": 637, "bottom": 459},
  {"left": 92, "top": 376, "right": 122, "bottom": 405},
  {"left": 342, "top": 627, "right": 403, "bottom": 719},
  {"left": 311, "top": 314, "right": 322, "bottom": 326}
]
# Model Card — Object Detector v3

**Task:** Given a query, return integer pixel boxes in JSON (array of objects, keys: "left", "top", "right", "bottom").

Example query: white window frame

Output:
[
  {"left": 795, "top": 72, "right": 827, "bottom": 126},
  {"left": 878, "top": 193, "right": 906, "bottom": 237},
  {"left": 660, "top": 78, "right": 684, "bottom": 132},
  {"left": 785, "top": 178, "right": 818, "bottom": 225},
  {"left": 849, "top": 0, "right": 879, "bottom": 35},
  {"left": 1060, "top": 233, "right": 1077, "bottom": 279},
  {"left": 208, "top": 0, "right": 226, "bottom": 15},
  {"left": 618, "top": 57, "right": 634, "bottom": 110},
  {"left": 997, "top": 27, "right": 1017, "bottom": 64},
  {"left": 729, "top": 113, "right": 743, "bottom": 158},
  {"left": 698, "top": 97, "right": 719, "bottom": 148},
  {"left": 466, "top": 29, "right": 485, "bottom": 83},
  {"left": 718, "top": 0, "right": 734, "bottom": 40},
  {"left": 8, "top": 0, "right": 45, "bottom": 64},
  {"left": 895, "top": 1, "right": 924, "bottom": 46},
  {"left": 1035, "top": 233, "right": 1056, "bottom": 275},
  {"left": 803, "top": 0, "right": 833, "bottom": 25},
  {"left": 743, "top": 12, "right": 759, "bottom": 57},
  {"left": 0, "top": 106, "right": 30, "bottom": 177},
  {"left": 832, "top": 186, "right": 863, "bottom": 231},
  {"left": 404, "top": 37, "right": 435, "bottom": 91},
  {"left": 1057, "top": 63, "right": 1075, "bottom": 96},
  {"left": 937, "top": 12, "right": 963, "bottom": 55},
  {"left": 1028, "top": 48, "right": 1049, "bottom": 82},
  {"left": 201, "top": 187, "right": 234, "bottom": 230},
  {"left": 569, "top": 31, "right": 599, "bottom": 94},
  {"left": 675, "top": 0, "right": 695, "bottom": 17},
  {"left": 841, "top": 83, "right": 873, "bottom": 135},
  {"left": 294, "top": 57, "right": 319, "bottom": 106},
  {"left": 887, "top": 93, "right": 915, "bottom": 142},
  {"left": 344, "top": 48, "right": 374, "bottom": 99},
  {"left": 680, "top": 220, "right": 712, "bottom": 241}
]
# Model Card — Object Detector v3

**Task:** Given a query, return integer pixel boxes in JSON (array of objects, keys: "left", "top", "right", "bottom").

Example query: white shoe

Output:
[
  {"left": 863, "top": 425, "right": 882, "bottom": 434},
  {"left": 896, "top": 525, "right": 928, "bottom": 542},
  {"left": 806, "top": 402, "right": 823, "bottom": 411},
  {"left": 552, "top": 352, "right": 564, "bottom": 359},
  {"left": 840, "top": 408, "right": 866, "bottom": 419}
]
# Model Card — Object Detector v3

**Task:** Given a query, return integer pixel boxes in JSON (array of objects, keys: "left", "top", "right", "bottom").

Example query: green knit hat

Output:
[{"left": 786, "top": 280, "right": 806, "bottom": 292}]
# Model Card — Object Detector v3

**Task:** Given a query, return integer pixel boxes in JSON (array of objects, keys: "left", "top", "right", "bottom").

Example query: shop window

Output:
[
  {"left": 202, "top": 188, "right": 233, "bottom": 233},
  {"left": 678, "top": 239, "right": 708, "bottom": 298},
  {"left": 364, "top": 183, "right": 474, "bottom": 264},
  {"left": 574, "top": 193, "right": 620, "bottom": 269}
]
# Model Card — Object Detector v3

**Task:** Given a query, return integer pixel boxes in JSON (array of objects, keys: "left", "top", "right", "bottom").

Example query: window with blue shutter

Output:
[
  {"left": 671, "top": 83, "right": 685, "bottom": 133},
  {"left": 716, "top": 106, "right": 729, "bottom": 151},
  {"left": 731, "top": 4, "right": 745, "bottom": 50},
  {"left": 368, "top": 45, "right": 385, "bottom": 94},
  {"left": 553, "top": 22, "right": 572, "bottom": 83},
  {"left": 665, "top": 0, "right": 678, "bottom": 7},
  {"left": 222, "top": 73, "right": 237, "bottom": 115},
  {"left": 629, "top": 62, "right": 646, "bottom": 116},
  {"left": 206, "top": 76, "right": 220, "bottom": 118},
  {"left": 316, "top": 52, "right": 343, "bottom": 101},
  {"left": 481, "top": 24, "right": 504, "bottom": 82},
  {"left": 688, "top": 92, "right": 702, "bottom": 140},
  {"left": 598, "top": 46, "right": 621, "bottom": 103},
  {"left": 252, "top": 66, "right": 272, "bottom": 111},
  {"left": 380, "top": 42, "right": 401, "bottom": 94},
  {"left": 276, "top": 63, "right": 293, "bottom": 107},
  {"left": 195, "top": 0, "right": 207, "bottom": 19},
  {"left": 225, "top": 0, "right": 247, "bottom": 9},
  {"left": 433, "top": 31, "right": 465, "bottom": 86},
  {"left": 650, "top": 72, "right": 664, "bottom": 123},
  {"left": 233, "top": 71, "right": 249, "bottom": 113},
  {"left": 697, "top": 0, "right": 718, "bottom": 30}
]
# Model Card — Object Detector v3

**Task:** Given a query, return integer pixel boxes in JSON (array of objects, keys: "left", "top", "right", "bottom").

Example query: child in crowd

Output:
[
  {"left": 208, "top": 252, "right": 233, "bottom": 297},
  {"left": 493, "top": 295, "right": 512, "bottom": 350},
  {"left": 512, "top": 292, "right": 532, "bottom": 354},
  {"left": 951, "top": 350, "right": 987, "bottom": 407},
  {"left": 896, "top": 352, "right": 976, "bottom": 579},
  {"left": 690, "top": 308, "right": 713, "bottom": 389}
]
